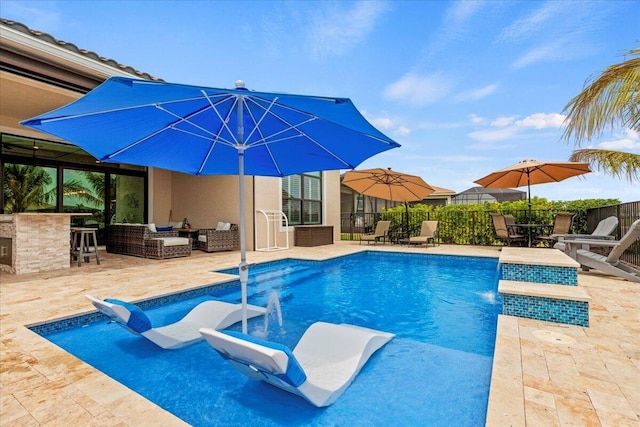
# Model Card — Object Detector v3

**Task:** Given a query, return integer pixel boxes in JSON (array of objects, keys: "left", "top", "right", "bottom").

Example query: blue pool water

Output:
[{"left": 40, "top": 252, "right": 501, "bottom": 426}]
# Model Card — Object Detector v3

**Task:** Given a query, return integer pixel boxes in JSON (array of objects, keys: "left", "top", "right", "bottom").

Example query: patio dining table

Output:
[{"left": 510, "top": 223, "right": 550, "bottom": 247}]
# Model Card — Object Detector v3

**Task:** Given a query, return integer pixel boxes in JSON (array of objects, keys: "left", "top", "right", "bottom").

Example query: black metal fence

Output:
[
  {"left": 586, "top": 201, "right": 639, "bottom": 267},
  {"left": 340, "top": 201, "right": 639, "bottom": 266}
]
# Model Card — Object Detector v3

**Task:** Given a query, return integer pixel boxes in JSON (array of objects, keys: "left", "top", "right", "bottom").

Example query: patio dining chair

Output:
[
  {"left": 537, "top": 212, "right": 575, "bottom": 246},
  {"left": 490, "top": 213, "right": 526, "bottom": 247}
]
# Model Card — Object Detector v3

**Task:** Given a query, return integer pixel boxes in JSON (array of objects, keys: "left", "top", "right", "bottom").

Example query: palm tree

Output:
[
  {"left": 562, "top": 47, "right": 640, "bottom": 183},
  {"left": 3, "top": 164, "right": 54, "bottom": 212}
]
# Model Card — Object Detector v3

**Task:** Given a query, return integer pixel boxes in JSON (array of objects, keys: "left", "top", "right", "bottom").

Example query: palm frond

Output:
[
  {"left": 562, "top": 49, "right": 640, "bottom": 145},
  {"left": 569, "top": 149, "right": 640, "bottom": 183}
]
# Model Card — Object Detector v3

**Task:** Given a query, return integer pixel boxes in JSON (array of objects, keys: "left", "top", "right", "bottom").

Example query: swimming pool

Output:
[{"left": 38, "top": 251, "right": 501, "bottom": 426}]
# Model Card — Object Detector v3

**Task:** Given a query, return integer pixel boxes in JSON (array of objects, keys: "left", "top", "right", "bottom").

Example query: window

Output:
[
  {"left": 2, "top": 163, "right": 57, "bottom": 213},
  {"left": 282, "top": 172, "right": 322, "bottom": 225},
  {"left": 1, "top": 133, "right": 147, "bottom": 243}
]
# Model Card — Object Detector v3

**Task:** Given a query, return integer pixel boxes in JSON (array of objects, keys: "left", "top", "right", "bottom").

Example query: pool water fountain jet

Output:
[{"left": 252, "top": 291, "right": 283, "bottom": 338}]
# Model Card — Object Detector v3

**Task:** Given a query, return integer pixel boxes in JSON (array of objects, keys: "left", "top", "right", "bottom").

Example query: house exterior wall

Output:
[
  {"left": 324, "top": 170, "right": 341, "bottom": 242},
  {"left": 1, "top": 19, "right": 344, "bottom": 269},
  {"left": 149, "top": 168, "right": 173, "bottom": 225}
]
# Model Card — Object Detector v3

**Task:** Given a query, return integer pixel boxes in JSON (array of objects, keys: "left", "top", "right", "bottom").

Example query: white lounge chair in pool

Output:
[
  {"left": 200, "top": 321, "right": 395, "bottom": 407},
  {"left": 563, "top": 218, "right": 640, "bottom": 283},
  {"left": 86, "top": 295, "right": 267, "bottom": 350},
  {"left": 553, "top": 215, "right": 619, "bottom": 251}
]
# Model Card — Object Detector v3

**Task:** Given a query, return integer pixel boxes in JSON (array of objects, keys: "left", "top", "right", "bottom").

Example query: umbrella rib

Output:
[
  {"left": 154, "top": 103, "right": 235, "bottom": 145},
  {"left": 106, "top": 97, "right": 238, "bottom": 160},
  {"left": 245, "top": 101, "right": 353, "bottom": 168},
  {"left": 241, "top": 97, "right": 318, "bottom": 147},
  {"left": 242, "top": 97, "right": 282, "bottom": 175},
  {"left": 196, "top": 92, "right": 244, "bottom": 174},
  {"left": 202, "top": 91, "right": 242, "bottom": 146}
]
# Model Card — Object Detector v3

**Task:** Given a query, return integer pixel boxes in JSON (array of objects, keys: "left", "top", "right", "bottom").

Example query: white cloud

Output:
[
  {"left": 383, "top": 73, "right": 453, "bottom": 106},
  {"left": 371, "top": 117, "right": 394, "bottom": 130},
  {"left": 430, "top": 155, "right": 489, "bottom": 162},
  {"left": 366, "top": 113, "right": 411, "bottom": 136},
  {"left": 491, "top": 116, "right": 516, "bottom": 127},
  {"left": 454, "top": 83, "right": 499, "bottom": 102},
  {"left": 515, "top": 113, "right": 565, "bottom": 129},
  {"left": 426, "top": 1, "right": 485, "bottom": 57},
  {"left": 308, "top": 1, "right": 390, "bottom": 58},
  {"left": 498, "top": 2, "right": 605, "bottom": 69},
  {"left": 396, "top": 126, "right": 411, "bottom": 136},
  {"left": 599, "top": 129, "right": 640, "bottom": 151},
  {"left": 467, "top": 112, "right": 565, "bottom": 143},
  {"left": 468, "top": 127, "right": 520, "bottom": 142},
  {"left": 498, "top": 1, "right": 565, "bottom": 44},
  {"left": 469, "top": 114, "right": 486, "bottom": 124},
  {"left": 467, "top": 141, "right": 517, "bottom": 151},
  {"left": 511, "top": 41, "right": 575, "bottom": 69}
]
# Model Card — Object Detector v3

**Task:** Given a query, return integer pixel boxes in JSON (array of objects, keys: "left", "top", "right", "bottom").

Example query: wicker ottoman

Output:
[{"left": 145, "top": 237, "right": 192, "bottom": 259}]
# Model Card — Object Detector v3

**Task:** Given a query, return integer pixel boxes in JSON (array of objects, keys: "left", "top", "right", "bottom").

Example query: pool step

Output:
[
  {"left": 498, "top": 248, "right": 589, "bottom": 327},
  {"left": 247, "top": 264, "right": 320, "bottom": 302},
  {"left": 498, "top": 280, "right": 590, "bottom": 327},
  {"left": 499, "top": 247, "right": 580, "bottom": 285}
]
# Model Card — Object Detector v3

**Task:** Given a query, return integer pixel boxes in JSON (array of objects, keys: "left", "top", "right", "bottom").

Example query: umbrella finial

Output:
[{"left": 235, "top": 80, "right": 246, "bottom": 89}]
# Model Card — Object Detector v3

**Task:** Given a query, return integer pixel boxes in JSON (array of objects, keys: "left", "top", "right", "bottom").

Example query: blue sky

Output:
[{"left": 4, "top": 0, "right": 639, "bottom": 202}]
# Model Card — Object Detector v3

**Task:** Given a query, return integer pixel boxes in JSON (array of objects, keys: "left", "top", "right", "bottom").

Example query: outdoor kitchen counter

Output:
[{"left": 0, "top": 213, "right": 91, "bottom": 275}]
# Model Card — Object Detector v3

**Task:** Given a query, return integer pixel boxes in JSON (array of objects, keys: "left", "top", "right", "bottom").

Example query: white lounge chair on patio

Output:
[
  {"left": 554, "top": 215, "right": 619, "bottom": 251},
  {"left": 86, "top": 295, "right": 266, "bottom": 349},
  {"left": 563, "top": 219, "right": 640, "bottom": 283},
  {"left": 199, "top": 321, "right": 395, "bottom": 407}
]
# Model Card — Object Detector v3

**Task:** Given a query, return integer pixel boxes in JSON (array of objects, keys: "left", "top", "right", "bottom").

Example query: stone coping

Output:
[
  {"left": 498, "top": 280, "right": 591, "bottom": 302},
  {"left": 499, "top": 247, "right": 580, "bottom": 268}
]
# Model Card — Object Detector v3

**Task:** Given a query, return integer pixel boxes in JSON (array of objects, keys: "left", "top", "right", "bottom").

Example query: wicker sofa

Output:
[
  {"left": 106, "top": 224, "right": 191, "bottom": 259},
  {"left": 197, "top": 224, "right": 240, "bottom": 252}
]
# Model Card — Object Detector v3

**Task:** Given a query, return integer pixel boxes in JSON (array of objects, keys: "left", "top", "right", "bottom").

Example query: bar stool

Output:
[{"left": 70, "top": 227, "right": 101, "bottom": 267}]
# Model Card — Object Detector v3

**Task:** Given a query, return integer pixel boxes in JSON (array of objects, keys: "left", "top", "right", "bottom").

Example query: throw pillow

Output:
[
  {"left": 216, "top": 221, "right": 226, "bottom": 231},
  {"left": 148, "top": 223, "right": 157, "bottom": 233},
  {"left": 156, "top": 225, "right": 173, "bottom": 232}
]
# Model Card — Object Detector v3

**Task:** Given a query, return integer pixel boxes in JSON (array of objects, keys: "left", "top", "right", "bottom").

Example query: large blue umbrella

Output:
[{"left": 21, "top": 76, "right": 400, "bottom": 332}]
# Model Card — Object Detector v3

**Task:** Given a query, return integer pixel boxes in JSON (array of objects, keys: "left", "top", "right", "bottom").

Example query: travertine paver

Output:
[{"left": 1, "top": 242, "right": 638, "bottom": 426}]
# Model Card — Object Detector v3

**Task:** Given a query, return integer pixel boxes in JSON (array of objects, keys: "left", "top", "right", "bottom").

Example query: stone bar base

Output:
[{"left": 0, "top": 213, "right": 82, "bottom": 274}]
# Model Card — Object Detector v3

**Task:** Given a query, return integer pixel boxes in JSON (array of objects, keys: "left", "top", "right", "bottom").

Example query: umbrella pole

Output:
[
  {"left": 527, "top": 172, "right": 532, "bottom": 223},
  {"left": 237, "top": 98, "right": 249, "bottom": 334},
  {"left": 238, "top": 148, "right": 249, "bottom": 333},
  {"left": 404, "top": 202, "right": 409, "bottom": 239}
]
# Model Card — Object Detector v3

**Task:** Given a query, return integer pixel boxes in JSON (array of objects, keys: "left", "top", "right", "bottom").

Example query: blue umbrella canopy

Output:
[
  {"left": 21, "top": 77, "right": 398, "bottom": 176},
  {"left": 21, "top": 76, "right": 400, "bottom": 332}
]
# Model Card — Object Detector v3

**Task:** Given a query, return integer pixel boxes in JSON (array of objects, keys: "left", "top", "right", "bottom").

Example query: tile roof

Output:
[{"left": 1, "top": 18, "right": 162, "bottom": 81}]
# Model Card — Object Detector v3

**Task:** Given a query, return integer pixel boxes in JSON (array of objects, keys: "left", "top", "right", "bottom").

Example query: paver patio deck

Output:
[{"left": 1, "top": 242, "right": 638, "bottom": 426}]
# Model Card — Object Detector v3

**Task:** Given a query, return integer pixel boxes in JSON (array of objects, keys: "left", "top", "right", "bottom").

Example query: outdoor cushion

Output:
[
  {"left": 152, "top": 237, "right": 189, "bottom": 247},
  {"left": 103, "top": 298, "right": 152, "bottom": 333},
  {"left": 156, "top": 225, "right": 173, "bottom": 232},
  {"left": 148, "top": 223, "right": 157, "bottom": 232}
]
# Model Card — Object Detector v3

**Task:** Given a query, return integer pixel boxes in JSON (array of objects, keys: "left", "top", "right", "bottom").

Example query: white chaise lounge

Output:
[
  {"left": 200, "top": 321, "right": 395, "bottom": 407},
  {"left": 553, "top": 215, "right": 619, "bottom": 251},
  {"left": 86, "top": 295, "right": 266, "bottom": 350},
  {"left": 564, "top": 219, "right": 640, "bottom": 283}
]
